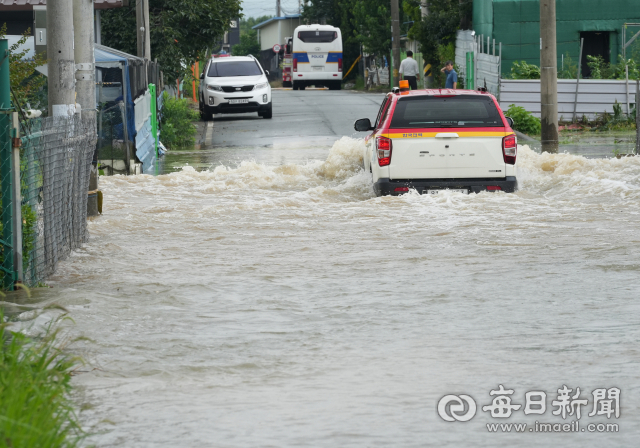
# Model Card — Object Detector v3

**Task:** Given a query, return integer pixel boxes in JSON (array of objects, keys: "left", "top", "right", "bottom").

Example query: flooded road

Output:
[{"left": 22, "top": 91, "right": 640, "bottom": 446}]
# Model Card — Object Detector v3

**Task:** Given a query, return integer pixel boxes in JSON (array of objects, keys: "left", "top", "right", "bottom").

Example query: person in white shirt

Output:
[{"left": 399, "top": 51, "right": 420, "bottom": 90}]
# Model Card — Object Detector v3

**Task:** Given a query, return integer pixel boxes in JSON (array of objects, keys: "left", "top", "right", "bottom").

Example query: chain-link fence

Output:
[{"left": 14, "top": 115, "right": 96, "bottom": 287}]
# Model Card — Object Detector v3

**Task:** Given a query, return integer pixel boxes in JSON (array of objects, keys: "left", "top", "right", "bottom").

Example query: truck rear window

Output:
[
  {"left": 208, "top": 61, "right": 263, "bottom": 77},
  {"left": 390, "top": 96, "right": 503, "bottom": 128},
  {"left": 297, "top": 31, "right": 338, "bottom": 43}
]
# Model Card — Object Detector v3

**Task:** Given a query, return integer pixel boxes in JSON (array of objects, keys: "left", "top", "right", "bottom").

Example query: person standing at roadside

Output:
[
  {"left": 441, "top": 61, "right": 458, "bottom": 89},
  {"left": 399, "top": 51, "right": 420, "bottom": 90}
]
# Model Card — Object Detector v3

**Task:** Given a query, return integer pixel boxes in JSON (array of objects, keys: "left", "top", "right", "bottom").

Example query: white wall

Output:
[
  {"left": 259, "top": 23, "right": 280, "bottom": 51},
  {"left": 500, "top": 79, "right": 638, "bottom": 120},
  {"left": 257, "top": 18, "right": 303, "bottom": 51}
]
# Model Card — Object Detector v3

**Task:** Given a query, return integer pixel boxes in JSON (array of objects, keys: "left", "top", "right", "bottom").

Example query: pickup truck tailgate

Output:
[{"left": 388, "top": 133, "right": 506, "bottom": 179}]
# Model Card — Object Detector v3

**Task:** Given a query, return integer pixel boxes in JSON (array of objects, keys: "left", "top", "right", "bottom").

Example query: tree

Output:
[
  {"left": 411, "top": 0, "right": 463, "bottom": 86},
  {"left": 100, "top": 0, "right": 242, "bottom": 79},
  {"left": 239, "top": 16, "right": 272, "bottom": 35},
  {"left": 232, "top": 30, "right": 260, "bottom": 56},
  {"left": 0, "top": 24, "right": 47, "bottom": 113},
  {"left": 352, "top": 0, "right": 391, "bottom": 59}
]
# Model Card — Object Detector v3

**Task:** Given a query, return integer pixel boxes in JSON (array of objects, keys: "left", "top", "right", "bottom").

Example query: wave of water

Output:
[{"left": 106, "top": 137, "right": 640, "bottom": 205}]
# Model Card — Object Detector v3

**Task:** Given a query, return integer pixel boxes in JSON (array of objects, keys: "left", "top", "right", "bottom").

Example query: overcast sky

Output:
[{"left": 240, "top": 0, "right": 302, "bottom": 19}]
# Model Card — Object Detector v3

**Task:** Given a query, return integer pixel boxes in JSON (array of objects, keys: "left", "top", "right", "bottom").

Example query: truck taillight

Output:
[
  {"left": 338, "top": 58, "right": 342, "bottom": 72},
  {"left": 376, "top": 136, "right": 392, "bottom": 166},
  {"left": 293, "top": 58, "right": 297, "bottom": 72},
  {"left": 502, "top": 134, "right": 517, "bottom": 165}
]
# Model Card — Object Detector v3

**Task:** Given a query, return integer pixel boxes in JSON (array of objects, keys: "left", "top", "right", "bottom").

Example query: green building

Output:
[{"left": 473, "top": 0, "right": 640, "bottom": 77}]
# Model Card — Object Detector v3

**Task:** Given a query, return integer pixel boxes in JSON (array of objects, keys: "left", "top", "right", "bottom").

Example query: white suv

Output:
[{"left": 198, "top": 55, "right": 272, "bottom": 120}]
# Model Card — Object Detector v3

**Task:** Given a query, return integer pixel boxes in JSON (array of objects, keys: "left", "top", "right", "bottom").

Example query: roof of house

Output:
[
  {"left": 0, "top": 0, "right": 127, "bottom": 10},
  {"left": 252, "top": 14, "right": 302, "bottom": 30}
]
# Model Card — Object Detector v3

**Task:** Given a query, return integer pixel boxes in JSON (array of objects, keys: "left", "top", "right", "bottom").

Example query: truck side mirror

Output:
[
  {"left": 354, "top": 118, "right": 373, "bottom": 132},
  {"left": 199, "top": 73, "right": 204, "bottom": 80},
  {"left": 505, "top": 116, "right": 514, "bottom": 127}
]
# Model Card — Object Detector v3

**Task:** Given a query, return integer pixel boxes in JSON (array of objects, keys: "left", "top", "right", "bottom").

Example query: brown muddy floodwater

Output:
[{"left": 14, "top": 138, "right": 640, "bottom": 447}]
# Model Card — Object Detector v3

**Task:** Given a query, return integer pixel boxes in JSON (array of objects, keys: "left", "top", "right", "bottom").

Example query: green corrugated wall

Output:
[
  {"left": 473, "top": 0, "right": 494, "bottom": 40},
  {"left": 476, "top": 0, "right": 640, "bottom": 76}
]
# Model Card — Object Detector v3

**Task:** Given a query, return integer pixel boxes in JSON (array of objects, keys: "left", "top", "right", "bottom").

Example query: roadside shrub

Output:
[
  {"left": 0, "top": 311, "right": 83, "bottom": 447},
  {"left": 593, "top": 100, "right": 637, "bottom": 131},
  {"left": 505, "top": 104, "right": 541, "bottom": 135},
  {"left": 508, "top": 61, "right": 540, "bottom": 79},
  {"left": 160, "top": 93, "right": 199, "bottom": 149},
  {"left": 585, "top": 55, "right": 639, "bottom": 80}
]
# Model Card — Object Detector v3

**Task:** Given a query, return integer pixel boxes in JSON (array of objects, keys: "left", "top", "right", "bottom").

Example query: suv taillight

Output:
[
  {"left": 338, "top": 58, "right": 343, "bottom": 72},
  {"left": 293, "top": 58, "right": 297, "bottom": 72},
  {"left": 376, "top": 136, "right": 392, "bottom": 166},
  {"left": 502, "top": 134, "right": 517, "bottom": 165}
]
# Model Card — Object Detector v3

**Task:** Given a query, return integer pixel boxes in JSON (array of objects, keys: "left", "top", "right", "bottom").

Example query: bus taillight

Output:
[
  {"left": 293, "top": 58, "right": 298, "bottom": 72},
  {"left": 338, "top": 58, "right": 342, "bottom": 72}
]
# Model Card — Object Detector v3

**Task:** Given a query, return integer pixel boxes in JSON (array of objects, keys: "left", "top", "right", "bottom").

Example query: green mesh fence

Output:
[
  {"left": 624, "top": 24, "right": 640, "bottom": 76},
  {"left": 0, "top": 116, "right": 16, "bottom": 289},
  {"left": 18, "top": 115, "right": 96, "bottom": 287}
]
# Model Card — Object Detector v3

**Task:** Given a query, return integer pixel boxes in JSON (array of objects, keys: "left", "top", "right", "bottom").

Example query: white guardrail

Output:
[{"left": 500, "top": 79, "right": 638, "bottom": 121}]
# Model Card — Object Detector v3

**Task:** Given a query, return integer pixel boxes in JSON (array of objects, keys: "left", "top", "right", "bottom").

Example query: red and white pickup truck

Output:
[{"left": 354, "top": 88, "right": 518, "bottom": 196}]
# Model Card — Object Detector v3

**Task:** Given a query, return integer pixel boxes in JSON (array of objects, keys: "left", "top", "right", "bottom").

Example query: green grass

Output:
[
  {"left": 160, "top": 93, "right": 200, "bottom": 150},
  {"left": 0, "top": 310, "right": 83, "bottom": 448}
]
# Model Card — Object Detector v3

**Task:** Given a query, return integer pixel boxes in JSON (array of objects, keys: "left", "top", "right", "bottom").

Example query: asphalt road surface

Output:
[{"left": 201, "top": 89, "right": 385, "bottom": 148}]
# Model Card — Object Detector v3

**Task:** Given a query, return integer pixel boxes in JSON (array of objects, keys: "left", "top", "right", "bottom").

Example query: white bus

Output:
[{"left": 292, "top": 25, "right": 343, "bottom": 91}]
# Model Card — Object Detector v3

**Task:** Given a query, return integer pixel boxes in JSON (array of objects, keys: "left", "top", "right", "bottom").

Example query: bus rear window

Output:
[
  {"left": 297, "top": 31, "right": 338, "bottom": 43},
  {"left": 390, "top": 96, "right": 503, "bottom": 128}
]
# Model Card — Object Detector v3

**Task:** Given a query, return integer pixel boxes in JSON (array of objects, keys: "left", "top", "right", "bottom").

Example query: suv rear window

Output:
[
  {"left": 390, "top": 95, "right": 503, "bottom": 128},
  {"left": 208, "top": 61, "right": 263, "bottom": 77},
  {"left": 297, "top": 31, "right": 338, "bottom": 43}
]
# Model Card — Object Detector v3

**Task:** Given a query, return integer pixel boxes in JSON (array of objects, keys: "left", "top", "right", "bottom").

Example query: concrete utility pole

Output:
[
  {"left": 276, "top": 0, "right": 281, "bottom": 17},
  {"left": 47, "top": 0, "right": 76, "bottom": 116},
  {"left": 636, "top": 80, "right": 640, "bottom": 155},
  {"left": 540, "top": 0, "right": 558, "bottom": 153},
  {"left": 421, "top": 1, "right": 429, "bottom": 16},
  {"left": 421, "top": 2, "right": 433, "bottom": 88},
  {"left": 73, "top": 0, "right": 99, "bottom": 216},
  {"left": 391, "top": 0, "right": 401, "bottom": 88},
  {"left": 73, "top": 0, "right": 95, "bottom": 119},
  {"left": 136, "top": 0, "right": 151, "bottom": 59}
]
